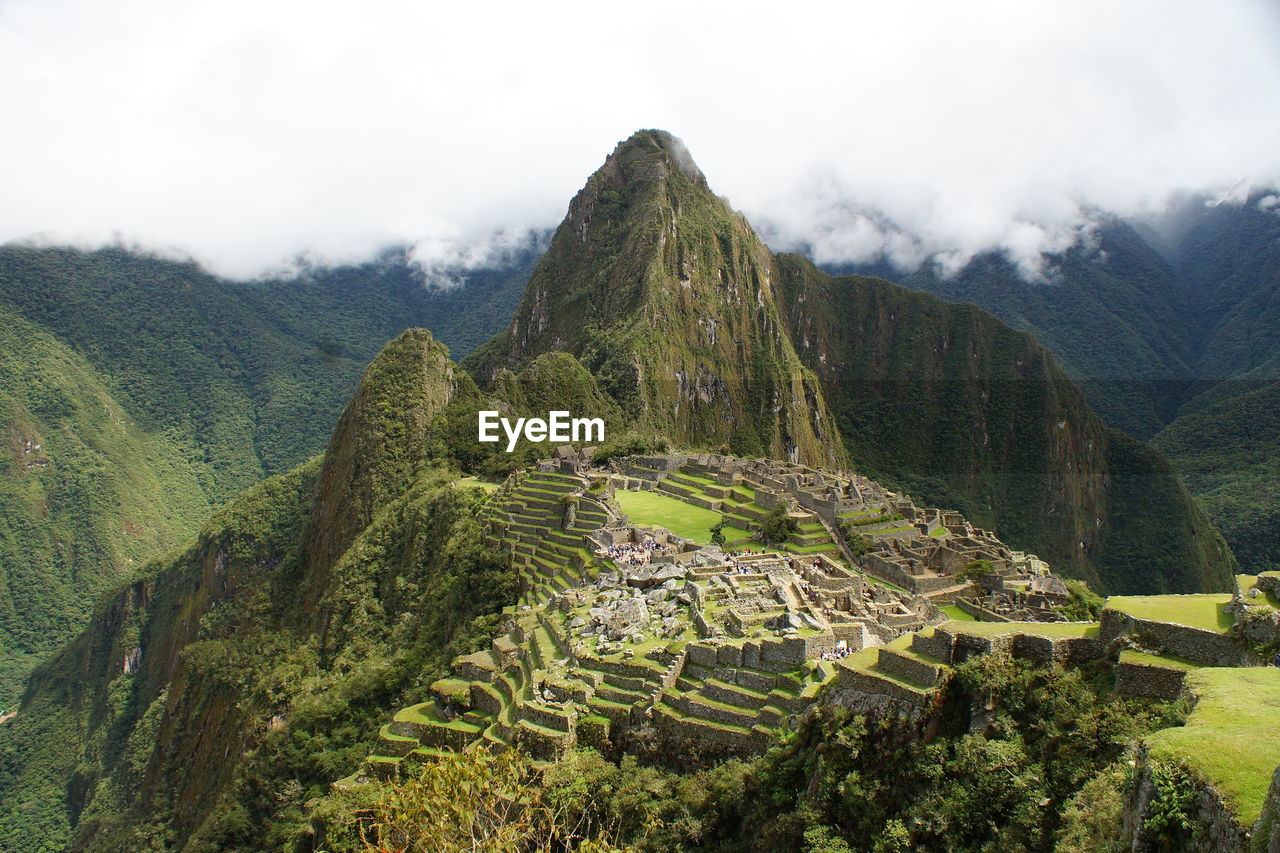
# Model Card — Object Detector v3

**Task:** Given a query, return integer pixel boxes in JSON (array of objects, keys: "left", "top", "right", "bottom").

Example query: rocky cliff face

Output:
[
  {"left": 774, "top": 254, "right": 1234, "bottom": 593},
  {"left": 0, "top": 457, "right": 320, "bottom": 850},
  {"left": 466, "top": 130, "right": 847, "bottom": 469}
]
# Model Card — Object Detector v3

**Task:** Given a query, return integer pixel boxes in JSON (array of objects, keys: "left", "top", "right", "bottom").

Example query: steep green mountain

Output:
[
  {"left": 776, "top": 257, "right": 1233, "bottom": 594},
  {"left": 0, "top": 327, "right": 627, "bottom": 851},
  {"left": 0, "top": 130, "right": 1245, "bottom": 850},
  {"left": 889, "top": 222, "right": 1199, "bottom": 439},
  {"left": 0, "top": 324, "right": 1238, "bottom": 852},
  {"left": 0, "top": 247, "right": 365, "bottom": 490},
  {"left": 1151, "top": 198, "right": 1280, "bottom": 574},
  {"left": 0, "top": 307, "right": 214, "bottom": 706},
  {"left": 470, "top": 129, "right": 1231, "bottom": 594},
  {"left": 0, "top": 245, "right": 534, "bottom": 704},
  {"left": 1176, "top": 196, "right": 1280, "bottom": 386},
  {"left": 465, "top": 130, "right": 846, "bottom": 469},
  {"left": 237, "top": 243, "right": 542, "bottom": 370},
  {"left": 1152, "top": 380, "right": 1280, "bottom": 572},
  {"left": 846, "top": 198, "right": 1280, "bottom": 573},
  {"left": 0, "top": 244, "right": 539, "bottom": 496}
]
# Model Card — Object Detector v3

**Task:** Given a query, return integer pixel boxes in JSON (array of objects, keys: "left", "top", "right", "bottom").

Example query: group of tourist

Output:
[
  {"left": 606, "top": 540, "right": 673, "bottom": 567},
  {"left": 818, "top": 646, "right": 855, "bottom": 661}
]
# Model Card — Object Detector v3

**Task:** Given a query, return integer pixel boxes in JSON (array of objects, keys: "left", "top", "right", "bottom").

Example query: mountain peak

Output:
[
  {"left": 465, "top": 132, "right": 848, "bottom": 469},
  {"left": 602, "top": 129, "right": 708, "bottom": 186}
]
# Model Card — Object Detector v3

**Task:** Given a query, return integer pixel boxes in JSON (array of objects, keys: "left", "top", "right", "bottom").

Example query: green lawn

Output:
[
  {"left": 867, "top": 524, "right": 916, "bottom": 535},
  {"left": 1117, "top": 649, "right": 1201, "bottom": 671},
  {"left": 456, "top": 476, "right": 498, "bottom": 493},
  {"left": 1105, "top": 594, "right": 1233, "bottom": 633},
  {"left": 785, "top": 542, "right": 839, "bottom": 554},
  {"left": 1237, "top": 574, "right": 1279, "bottom": 608},
  {"left": 674, "top": 472, "right": 720, "bottom": 487},
  {"left": 940, "top": 604, "right": 975, "bottom": 622},
  {"left": 1148, "top": 667, "right": 1280, "bottom": 826},
  {"left": 614, "top": 489, "right": 725, "bottom": 544}
]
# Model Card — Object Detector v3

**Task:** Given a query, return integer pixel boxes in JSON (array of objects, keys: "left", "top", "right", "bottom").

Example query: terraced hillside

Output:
[
  {"left": 482, "top": 469, "right": 613, "bottom": 607},
  {"left": 348, "top": 453, "right": 1073, "bottom": 780},
  {"left": 342, "top": 461, "right": 1280, "bottom": 849},
  {"left": 344, "top": 450, "right": 1280, "bottom": 851},
  {"left": 351, "top": 466, "right": 854, "bottom": 777}
]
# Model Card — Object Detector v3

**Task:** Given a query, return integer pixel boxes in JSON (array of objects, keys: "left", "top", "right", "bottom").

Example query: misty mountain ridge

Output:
[
  {"left": 801, "top": 191, "right": 1280, "bottom": 573},
  {"left": 814, "top": 193, "right": 1280, "bottom": 432}
]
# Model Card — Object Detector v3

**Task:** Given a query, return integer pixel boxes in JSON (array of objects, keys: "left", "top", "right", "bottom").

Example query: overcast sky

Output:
[{"left": 2, "top": 0, "right": 1279, "bottom": 280}]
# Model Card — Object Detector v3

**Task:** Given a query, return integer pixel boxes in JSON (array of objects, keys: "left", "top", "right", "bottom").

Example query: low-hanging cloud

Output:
[{"left": 1, "top": 0, "right": 1278, "bottom": 280}]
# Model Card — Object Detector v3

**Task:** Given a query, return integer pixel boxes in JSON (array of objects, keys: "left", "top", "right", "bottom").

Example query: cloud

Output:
[
  {"left": 1, "top": 0, "right": 1278, "bottom": 280},
  {"left": 407, "top": 228, "right": 549, "bottom": 291}
]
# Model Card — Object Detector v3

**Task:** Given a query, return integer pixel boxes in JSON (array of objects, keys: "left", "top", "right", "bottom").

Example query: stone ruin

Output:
[
  {"left": 351, "top": 454, "right": 1079, "bottom": 780},
  {"left": 612, "top": 452, "right": 1070, "bottom": 623}
]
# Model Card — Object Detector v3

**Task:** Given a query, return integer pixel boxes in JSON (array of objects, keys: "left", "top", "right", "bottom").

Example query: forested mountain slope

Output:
[
  {"left": 846, "top": 197, "right": 1280, "bottom": 572},
  {"left": 776, "top": 256, "right": 1233, "bottom": 594},
  {"left": 0, "top": 246, "right": 536, "bottom": 702}
]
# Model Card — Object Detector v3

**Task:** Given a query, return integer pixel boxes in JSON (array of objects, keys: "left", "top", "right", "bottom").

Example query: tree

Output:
[
  {"left": 757, "top": 507, "right": 797, "bottom": 546},
  {"left": 956, "top": 559, "right": 996, "bottom": 583},
  {"left": 837, "top": 521, "right": 874, "bottom": 558},
  {"left": 1058, "top": 579, "right": 1105, "bottom": 621},
  {"left": 326, "top": 748, "right": 628, "bottom": 853},
  {"left": 709, "top": 519, "right": 728, "bottom": 548}
]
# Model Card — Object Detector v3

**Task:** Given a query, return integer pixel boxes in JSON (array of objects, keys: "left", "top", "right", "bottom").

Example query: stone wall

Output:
[
  {"left": 831, "top": 622, "right": 866, "bottom": 650},
  {"left": 831, "top": 668, "right": 933, "bottom": 710},
  {"left": 863, "top": 554, "right": 923, "bottom": 591},
  {"left": 876, "top": 649, "right": 943, "bottom": 687},
  {"left": 924, "top": 627, "right": 1105, "bottom": 667},
  {"left": 469, "top": 683, "right": 504, "bottom": 716},
  {"left": 581, "top": 657, "right": 663, "bottom": 681},
  {"left": 955, "top": 598, "right": 1012, "bottom": 622},
  {"left": 1254, "top": 765, "right": 1280, "bottom": 853},
  {"left": 520, "top": 702, "right": 573, "bottom": 732},
  {"left": 1126, "top": 753, "right": 1252, "bottom": 852},
  {"left": 720, "top": 666, "right": 780, "bottom": 694},
  {"left": 1114, "top": 660, "right": 1189, "bottom": 700},
  {"left": 1100, "top": 608, "right": 1249, "bottom": 666},
  {"left": 651, "top": 707, "right": 764, "bottom": 757},
  {"left": 1054, "top": 636, "right": 1108, "bottom": 665},
  {"left": 911, "top": 630, "right": 952, "bottom": 662},
  {"left": 576, "top": 715, "right": 611, "bottom": 751},
  {"left": 754, "top": 489, "right": 785, "bottom": 510},
  {"left": 760, "top": 635, "right": 827, "bottom": 664},
  {"left": 685, "top": 641, "right": 720, "bottom": 669}
]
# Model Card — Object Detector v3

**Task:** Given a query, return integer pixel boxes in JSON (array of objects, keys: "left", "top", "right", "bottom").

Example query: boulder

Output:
[
  {"left": 606, "top": 597, "right": 650, "bottom": 640},
  {"left": 646, "top": 588, "right": 671, "bottom": 605},
  {"left": 661, "top": 617, "right": 686, "bottom": 638},
  {"left": 652, "top": 565, "right": 687, "bottom": 583}
]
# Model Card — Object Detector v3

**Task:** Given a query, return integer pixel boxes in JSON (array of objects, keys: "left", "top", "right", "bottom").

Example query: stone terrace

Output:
[{"left": 347, "top": 455, "right": 1093, "bottom": 781}]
